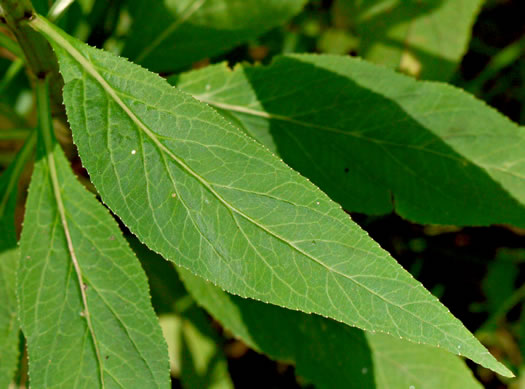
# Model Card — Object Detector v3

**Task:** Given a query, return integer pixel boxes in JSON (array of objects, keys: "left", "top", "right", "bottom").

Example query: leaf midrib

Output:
[
  {"left": 36, "top": 19, "right": 511, "bottom": 372},
  {"left": 38, "top": 18, "right": 478, "bottom": 345},
  {"left": 35, "top": 76, "right": 106, "bottom": 388},
  {"left": 134, "top": 0, "right": 207, "bottom": 63}
]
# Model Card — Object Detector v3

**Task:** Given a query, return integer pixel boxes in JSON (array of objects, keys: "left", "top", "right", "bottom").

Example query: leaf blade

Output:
[
  {"left": 179, "top": 268, "right": 484, "bottom": 389},
  {"left": 173, "top": 57, "right": 525, "bottom": 227},
  {"left": 18, "top": 77, "right": 169, "bottom": 388},
  {"left": 122, "top": 0, "right": 307, "bottom": 72},
  {"left": 32, "top": 17, "right": 512, "bottom": 376},
  {"left": 335, "top": 0, "right": 483, "bottom": 80}
]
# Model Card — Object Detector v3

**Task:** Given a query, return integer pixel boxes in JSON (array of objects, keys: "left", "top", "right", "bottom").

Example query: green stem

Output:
[
  {"left": 478, "top": 283, "right": 525, "bottom": 332},
  {"left": 0, "top": 0, "right": 64, "bottom": 114},
  {"left": 0, "top": 58, "right": 23, "bottom": 94},
  {"left": 0, "top": 128, "right": 32, "bottom": 140},
  {"left": 0, "top": 31, "right": 23, "bottom": 57},
  {"left": 47, "top": 0, "right": 75, "bottom": 22},
  {"left": 466, "top": 34, "right": 525, "bottom": 96}
]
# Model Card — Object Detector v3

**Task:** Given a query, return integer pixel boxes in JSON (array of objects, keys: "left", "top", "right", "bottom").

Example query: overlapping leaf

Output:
[
  {"left": 173, "top": 58, "right": 525, "bottom": 227},
  {"left": 179, "top": 268, "right": 483, "bottom": 389},
  {"left": 33, "top": 17, "right": 512, "bottom": 376},
  {"left": 333, "top": 0, "right": 482, "bottom": 80},
  {"left": 18, "top": 79, "right": 169, "bottom": 388},
  {"left": 121, "top": 0, "right": 306, "bottom": 72},
  {"left": 138, "top": 242, "right": 483, "bottom": 389}
]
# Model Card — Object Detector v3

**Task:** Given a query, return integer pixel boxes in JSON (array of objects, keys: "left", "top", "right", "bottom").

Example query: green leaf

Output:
[
  {"left": 179, "top": 268, "right": 484, "bottom": 389},
  {"left": 173, "top": 58, "right": 525, "bottom": 228},
  {"left": 121, "top": 0, "right": 306, "bottom": 72},
  {"left": 0, "top": 131, "right": 36, "bottom": 388},
  {"left": 160, "top": 309, "right": 233, "bottom": 389},
  {"left": 0, "top": 247, "right": 20, "bottom": 388},
  {"left": 32, "top": 17, "right": 512, "bottom": 376},
  {"left": 334, "top": 0, "right": 482, "bottom": 80},
  {"left": 17, "top": 78, "right": 169, "bottom": 388},
  {"left": 133, "top": 236, "right": 233, "bottom": 389}
]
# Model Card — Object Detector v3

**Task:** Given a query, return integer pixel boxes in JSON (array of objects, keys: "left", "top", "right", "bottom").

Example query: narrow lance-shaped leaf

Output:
[
  {"left": 17, "top": 76, "right": 169, "bottom": 388},
  {"left": 32, "top": 16, "right": 512, "bottom": 376},
  {"left": 179, "top": 268, "right": 484, "bottom": 389},
  {"left": 0, "top": 131, "right": 36, "bottom": 388},
  {"left": 333, "top": 0, "right": 482, "bottom": 80},
  {"left": 173, "top": 58, "right": 525, "bottom": 228},
  {"left": 121, "top": 0, "right": 307, "bottom": 72}
]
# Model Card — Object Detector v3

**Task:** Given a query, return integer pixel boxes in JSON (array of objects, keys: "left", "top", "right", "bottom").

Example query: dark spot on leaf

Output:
[{"left": 344, "top": 167, "right": 349, "bottom": 173}]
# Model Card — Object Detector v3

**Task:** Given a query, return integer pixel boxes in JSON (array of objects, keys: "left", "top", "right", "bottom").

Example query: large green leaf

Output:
[
  {"left": 17, "top": 78, "right": 169, "bottom": 388},
  {"left": 179, "top": 268, "right": 483, "bottom": 389},
  {"left": 334, "top": 0, "right": 482, "bottom": 80},
  {"left": 173, "top": 58, "right": 525, "bottom": 227},
  {"left": 0, "top": 132, "right": 35, "bottom": 388},
  {"left": 121, "top": 0, "right": 306, "bottom": 72},
  {"left": 32, "top": 17, "right": 511, "bottom": 376}
]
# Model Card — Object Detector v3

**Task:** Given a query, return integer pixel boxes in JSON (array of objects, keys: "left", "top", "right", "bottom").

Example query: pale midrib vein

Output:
[
  {"left": 199, "top": 98, "right": 492, "bottom": 217},
  {"left": 196, "top": 98, "right": 470, "bottom": 164},
  {"left": 134, "top": 0, "right": 207, "bottom": 63},
  {"left": 35, "top": 76, "right": 105, "bottom": 388},
  {"left": 34, "top": 18, "right": 481, "bottom": 353},
  {"left": 65, "top": 214, "right": 159, "bottom": 388}
]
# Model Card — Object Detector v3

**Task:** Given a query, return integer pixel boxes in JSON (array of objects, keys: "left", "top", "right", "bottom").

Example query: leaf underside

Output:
[
  {"left": 18, "top": 93, "right": 169, "bottom": 388},
  {"left": 33, "top": 17, "right": 512, "bottom": 376}
]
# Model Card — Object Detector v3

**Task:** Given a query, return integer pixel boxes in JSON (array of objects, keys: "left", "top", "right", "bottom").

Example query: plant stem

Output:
[
  {"left": 0, "top": 57, "right": 23, "bottom": 93},
  {"left": 466, "top": 33, "right": 525, "bottom": 96},
  {"left": 479, "top": 283, "right": 525, "bottom": 332},
  {"left": 0, "top": 128, "right": 32, "bottom": 140},
  {"left": 0, "top": 0, "right": 64, "bottom": 114},
  {"left": 47, "top": 0, "right": 75, "bottom": 22},
  {"left": 0, "top": 30, "right": 23, "bottom": 57}
]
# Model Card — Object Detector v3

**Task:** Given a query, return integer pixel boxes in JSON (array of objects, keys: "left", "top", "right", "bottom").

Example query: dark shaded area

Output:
[{"left": 457, "top": 0, "right": 525, "bottom": 124}]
